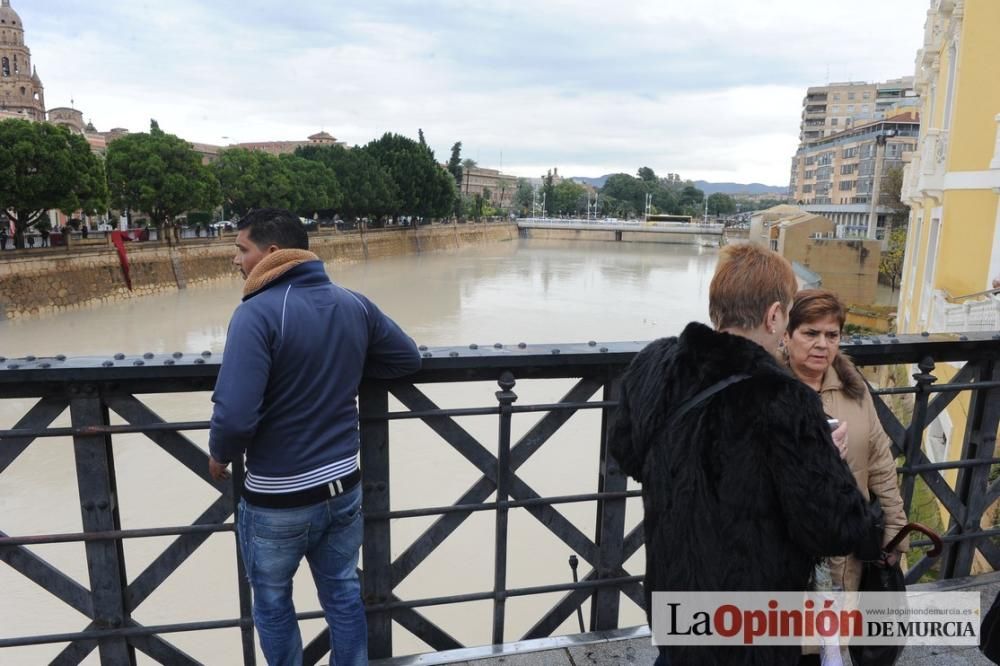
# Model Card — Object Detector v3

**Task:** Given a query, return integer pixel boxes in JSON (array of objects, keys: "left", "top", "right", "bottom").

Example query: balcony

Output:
[
  {"left": 916, "top": 128, "right": 947, "bottom": 202},
  {"left": 901, "top": 159, "right": 924, "bottom": 208},
  {"left": 930, "top": 289, "right": 1000, "bottom": 334}
]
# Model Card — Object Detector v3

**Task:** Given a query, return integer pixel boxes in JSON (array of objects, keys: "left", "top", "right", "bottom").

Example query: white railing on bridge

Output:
[{"left": 517, "top": 218, "right": 725, "bottom": 234}]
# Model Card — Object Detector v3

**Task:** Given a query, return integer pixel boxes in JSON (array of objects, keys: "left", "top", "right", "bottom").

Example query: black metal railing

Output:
[{"left": 0, "top": 332, "right": 998, "bottom": 664}]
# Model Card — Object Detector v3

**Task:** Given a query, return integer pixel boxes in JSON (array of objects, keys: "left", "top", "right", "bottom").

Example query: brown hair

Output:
[
  {"left": 787, "top": 289, "right": 847, "bottom": 334},
  {"left": 709, "top": 244, "right": 797, "bottom": 330}
]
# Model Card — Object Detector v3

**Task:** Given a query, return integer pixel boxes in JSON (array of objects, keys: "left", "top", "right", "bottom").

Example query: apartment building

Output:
[
  {"left": 790, "top": 113, "right": 920, "bottom": 238},
  {"left": 799, "top": 77, "right": 916, "bottom": 144}
]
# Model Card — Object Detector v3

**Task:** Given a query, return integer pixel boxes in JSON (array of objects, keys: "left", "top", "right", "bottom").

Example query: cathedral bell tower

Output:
[{"left": 0, "top": 0, "right": 45, "bottom": 121}]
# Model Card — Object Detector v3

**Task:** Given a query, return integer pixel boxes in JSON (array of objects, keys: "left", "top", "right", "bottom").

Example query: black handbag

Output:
[
  {"left": 849, "top": 496, "right": 943, "bottom": 666},
  {"left": 981, "top": 590, "right": 1000, "bottom": 663},
  {"left": 849, "top": 496, "right": 905, "bottom": 666}
]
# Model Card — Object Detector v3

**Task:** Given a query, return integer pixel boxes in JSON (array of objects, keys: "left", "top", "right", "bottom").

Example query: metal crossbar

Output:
[{"left": 1, "top": 332, "right": 999, "bottom": 663}]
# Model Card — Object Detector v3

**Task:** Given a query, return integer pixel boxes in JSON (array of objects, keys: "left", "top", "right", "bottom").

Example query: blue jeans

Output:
[{"left": 238, "top": 485, "right": 367, "bottom": 665}]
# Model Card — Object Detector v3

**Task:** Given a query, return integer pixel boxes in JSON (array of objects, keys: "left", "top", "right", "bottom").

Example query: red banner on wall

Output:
[{"left": 110, "top": 231, "right": 133, "bottom": 290}]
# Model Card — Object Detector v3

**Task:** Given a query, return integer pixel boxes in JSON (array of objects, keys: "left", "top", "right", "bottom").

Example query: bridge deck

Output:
[
  {"left": 517, "top": 218, "right": 725, "bottom": 235},
  {"left": 375, "top": 572, "right": 1000, "bottom": 665}
]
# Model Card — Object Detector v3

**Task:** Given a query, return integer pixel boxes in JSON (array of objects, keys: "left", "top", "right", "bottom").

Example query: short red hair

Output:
[{"left": 709, "top": 244, "right": 797, "bottom": 330}]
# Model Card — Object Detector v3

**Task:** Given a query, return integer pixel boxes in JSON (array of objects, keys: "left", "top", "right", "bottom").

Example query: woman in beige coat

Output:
[{"left": 785, "top": 289, "right": 908, "bottom": 594}]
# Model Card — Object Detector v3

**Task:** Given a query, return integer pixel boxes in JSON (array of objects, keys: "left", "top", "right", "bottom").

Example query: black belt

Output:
[{"left": 241, "top": 468, "right": 361, "bottom": 509}]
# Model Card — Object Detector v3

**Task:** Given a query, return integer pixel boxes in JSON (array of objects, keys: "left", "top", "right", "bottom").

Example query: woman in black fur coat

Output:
[{"left": 609, "top": 244, "right": 870, "bottom": 666}]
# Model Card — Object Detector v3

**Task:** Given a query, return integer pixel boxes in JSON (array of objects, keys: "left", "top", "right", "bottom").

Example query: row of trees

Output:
[
  {"left": 500, "top": 167, "right": 739, "bottom": 220},
  {"left": 0, "top": 118, "right": 459, "bottom": 248}
]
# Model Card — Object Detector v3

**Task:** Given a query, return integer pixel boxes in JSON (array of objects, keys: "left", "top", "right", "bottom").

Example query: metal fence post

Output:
[
  {"left": 900, "top": 356, "right": 936, "bottom": 513},
  {"left": 944, "top": 359, "right": 1000, "bottom": 578},
  {"left": 69, "top": 387, "right": 135, "bottom": 665},
  {"left": 492, "top": 371, "right": 517, "bottom": 645},
  {"left": 360, "top": 381, "right": 392, "bottom": 658},
  {"left": 591, "top": 373, "right": 628, "bottom": 630},
  {"left": 231, "top": 459, "right": 256, "bottom": 665}
]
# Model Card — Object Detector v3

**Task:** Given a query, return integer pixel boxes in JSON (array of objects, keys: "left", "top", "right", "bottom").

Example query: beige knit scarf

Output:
[{"left": 243, "top": 249, "right": 320, "bottom": 297}]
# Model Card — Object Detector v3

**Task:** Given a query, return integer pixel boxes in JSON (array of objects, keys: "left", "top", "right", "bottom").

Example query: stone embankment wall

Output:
[{"left": 0, "top": 223, "right": 515, "bottom": 320}]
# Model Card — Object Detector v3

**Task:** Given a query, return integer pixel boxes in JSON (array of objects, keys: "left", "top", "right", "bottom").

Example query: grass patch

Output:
[{"left": 905, "top": 474, "right": 946, "bottom": 581}]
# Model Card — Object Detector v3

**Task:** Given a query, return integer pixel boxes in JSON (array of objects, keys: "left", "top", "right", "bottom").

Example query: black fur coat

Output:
[{"left": 609, "top": 322, "right": 869, "bottom": 666}]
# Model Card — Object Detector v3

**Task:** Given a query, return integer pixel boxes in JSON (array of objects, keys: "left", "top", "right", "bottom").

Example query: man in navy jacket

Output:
[{"left": 209, "top": 208, "right": 421, "bottom": 665}]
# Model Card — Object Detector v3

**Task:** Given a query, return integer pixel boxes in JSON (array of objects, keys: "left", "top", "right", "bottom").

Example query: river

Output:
[{"left": 0, "top": 238, "right": 719, "bottom": 664}]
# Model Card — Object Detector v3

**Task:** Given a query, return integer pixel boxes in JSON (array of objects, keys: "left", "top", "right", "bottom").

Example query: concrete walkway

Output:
[{"left": 375, "top": 573, "right": 1000, "bottom": 666}]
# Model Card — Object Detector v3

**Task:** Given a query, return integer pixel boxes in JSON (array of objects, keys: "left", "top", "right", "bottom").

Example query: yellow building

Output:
[{"left": 898, "top": 0, "right": 1000, "bottom": 471}]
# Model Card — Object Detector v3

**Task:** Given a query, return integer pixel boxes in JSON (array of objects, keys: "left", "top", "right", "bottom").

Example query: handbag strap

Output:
[{"left": 666, "top": 373, "right": 751, "bottom": 430}]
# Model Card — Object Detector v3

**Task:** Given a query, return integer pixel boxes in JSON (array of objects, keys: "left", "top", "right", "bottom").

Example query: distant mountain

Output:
[
  {"left": 692, "top": 181, "right": 788, "bottom": 196},
  {"left": 570, "top": 175, "right": 610, "bottom": 188},
  {"left": 568, "top": 174, "right": 787, "bottom": 196}
]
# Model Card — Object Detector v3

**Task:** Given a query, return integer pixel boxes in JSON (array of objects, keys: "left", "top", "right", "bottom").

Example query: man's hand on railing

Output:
[{"left": 209, "top": 456, "right": 231, "bottom": 482}]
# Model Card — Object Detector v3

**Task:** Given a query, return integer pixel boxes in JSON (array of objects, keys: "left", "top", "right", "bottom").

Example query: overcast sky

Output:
[{"left": 20, "top": 1, "right": 928, "bottom": 185}]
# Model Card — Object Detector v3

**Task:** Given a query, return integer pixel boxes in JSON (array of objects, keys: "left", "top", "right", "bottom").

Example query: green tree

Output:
[
  {"left": 552, "top": 180, "right": 587, "bottom": 216},
  {"left": 106, "top": 120, "right": 219, "bottom": 238},
  {"left": 880, "top": 226, "right": 907, "bottom": 291},
  {"left": 881, "top": 166, "right": 909, "bottom": 230},
  {"left": 707, "top": 192, "right": 736, "bottom": 216},
  {"left": 679, "top": 185, "right": 705, "bottom": 207},
  {"left": 636, "top": 166, "right": 657, "bottom": 183},
  {"left": 363, "top": 132, "right": 456, "bottom": 219},
  {"left": 650, "top": 186, "right": 677, "bottom": 215},
  {"left": 447, "top": 142, "right": 463, "bottom": 187},
  {"left": 513, "top": 179, "right": 534, "bottom": 217},
  {"left": 461, "top": 158, "right": 478, "bottom": 170},
  {"left": 0, "top": 119, "right": 108, "bottom": 248},
  {"left": 600, "top": 173, "right": 646, "bottom": 217},
  {"left": 295, "top": 144, "right": 398, "bottom": 221},
  {"left": 279, "top": 154, "right": 341, "bottom": 218},
  {"left": 212, "top": 148, "right": 293, "bottom": 216},
  {"left": 542, "top": 171, "right": 556, "bottom": 215}
]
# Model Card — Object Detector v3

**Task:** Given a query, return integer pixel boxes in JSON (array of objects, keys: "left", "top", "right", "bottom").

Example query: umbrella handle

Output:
[{"left": 884, "top": 522, "right": 943, "bottom": 558}]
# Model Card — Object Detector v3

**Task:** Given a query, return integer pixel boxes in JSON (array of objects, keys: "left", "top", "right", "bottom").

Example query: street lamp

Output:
[
  {"left": 218, "top": 137, "right": 230, "bottom": 223},
  {"left": 866, "top": 129, "right": 897, "bottom": 240}
]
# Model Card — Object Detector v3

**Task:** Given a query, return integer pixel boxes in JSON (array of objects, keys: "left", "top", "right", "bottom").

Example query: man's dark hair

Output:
[{"left": 237, "top": 208, "right": 309, "bottom": 250}]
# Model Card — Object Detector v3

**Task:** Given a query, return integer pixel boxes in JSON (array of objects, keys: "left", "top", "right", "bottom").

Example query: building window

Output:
[
  {"left": 847, "top": 105, "right": 854, "bottom": 113},
  {"left": 848, "top": 92, "right": 856, "bottom": 101},
  {"left": 863, "top": 92, "right": 871, "bottom": 100},
  {"left": 839, "top": 180, "right": 856, "bottom": 191},
  {"left": 842, "top": 147, "right": 858, "bottom": 159},
  {"left": 1, "top": 57, "right": 9, "bottom": 77},
  {"left": 831, "top": 118, "right": 839, "bottom": 126},
  {"left": 805, "top": 156, "right": 816, "bottom": 166},
  {"left": 834, "top": 93, "right": 841, "bottom": 101},
  {"left": 804, "top": 170, "right": 814, "bottom": 179},
  {"left": 802, "top": 185, "right": 813, "bottom": 193},
  {"left": 832, "top": 105, "right": 840, "bottom": 112},
  {"left": 943, "top": 41, "right": 959, "bottom": 129},
  {"left": 841, "top": 164, "right": 856, "bottom": 175},
  {"left": 861, "top": 105, "right": 869, "bottom": 112}
]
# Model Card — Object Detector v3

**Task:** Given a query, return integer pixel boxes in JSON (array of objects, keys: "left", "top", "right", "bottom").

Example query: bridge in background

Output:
[
  {"left": 517, "top": 217, "right": 725, "bottom": 243},
  {"left": 1, "top": 332, "right": 999, "bottom": 664}
]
